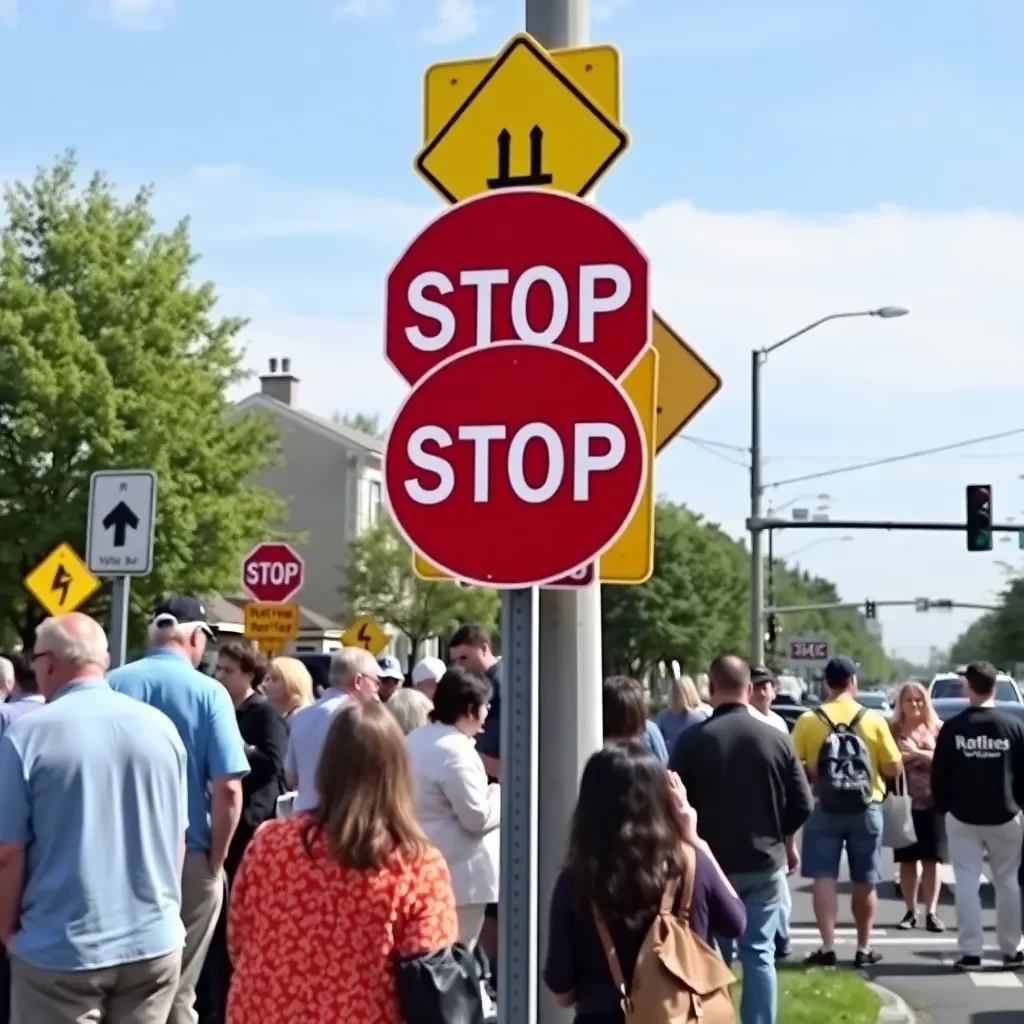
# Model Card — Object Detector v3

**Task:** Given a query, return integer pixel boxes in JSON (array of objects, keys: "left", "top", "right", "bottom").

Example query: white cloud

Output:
[
  {"left": 627, "top": 201, "right": 1024, "bottom": 397},
  {"left": 154, "top": 167, "right": 433, "bottom": 249},
  {"left": 0, "top": 0, "right": 16, "bottom": 27},
  {"left": 336, "top": 0, "right": 391, "bottom": 16},
  {"left": 419, "top": 0, "right": 478, "bottom": 44},
  {"left": 104, "top": 0, "right": 172, "bottom": 31}
]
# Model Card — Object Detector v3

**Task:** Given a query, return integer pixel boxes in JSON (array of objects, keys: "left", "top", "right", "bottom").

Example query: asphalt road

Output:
[{"left": 786, "top": 850, "right": 1022, "bottom": 1022}]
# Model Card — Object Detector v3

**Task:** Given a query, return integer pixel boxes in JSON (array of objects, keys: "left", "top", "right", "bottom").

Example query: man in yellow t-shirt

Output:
[{"left": 791, "top": 656, "right": 902, "bottom": 970}]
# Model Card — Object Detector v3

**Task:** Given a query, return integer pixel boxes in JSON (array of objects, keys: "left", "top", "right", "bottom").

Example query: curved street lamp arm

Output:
[{"left": 762, "top": 310, "right": 875, "bottom": 357}]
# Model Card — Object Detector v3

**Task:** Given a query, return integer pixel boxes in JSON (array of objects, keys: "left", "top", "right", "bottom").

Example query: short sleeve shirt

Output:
[
  {"left": 108, "top": 649, "right": 249, "bottom": 852},
  {"left": 791, "top": 694, "right": 901, "bottom": 803},
  {"left": 0, "top": 680, "right": 188, "bottom": 970}
]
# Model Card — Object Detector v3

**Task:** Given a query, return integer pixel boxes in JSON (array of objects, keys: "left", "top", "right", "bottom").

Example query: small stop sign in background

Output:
[
  {"left": 241, "top": 542, "right": 306, "bottom": 603},
  {"left": 385, "top": 189, "right": 650, "bottom": 386},
  {"left": 385, "top": 343, "right": 646, "bottom": 587}
]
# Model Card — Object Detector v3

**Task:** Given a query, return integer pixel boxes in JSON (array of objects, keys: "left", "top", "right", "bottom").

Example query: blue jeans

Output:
[
  {"left": 776, "top": 874, "right": 792, "bottom": 954},
  {"left": 718, "top": 869, "right": 786, "bottom": 1024}
]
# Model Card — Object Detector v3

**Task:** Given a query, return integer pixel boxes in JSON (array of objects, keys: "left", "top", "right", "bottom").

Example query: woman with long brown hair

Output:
[
  {"left": 226, "top": 701, "right": 457, "bottom": 1024},
  {"left": 544, "top": 743, "right": 745, "bottom": 1021}
]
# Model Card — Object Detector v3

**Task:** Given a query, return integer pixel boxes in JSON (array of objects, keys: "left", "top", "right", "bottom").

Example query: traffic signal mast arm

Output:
[
  {"left": 763, "top": 599, "right": 999, "bottom": 615},
  {"left": 749, "top": 517, "right": 1021, "bottom": 533}
]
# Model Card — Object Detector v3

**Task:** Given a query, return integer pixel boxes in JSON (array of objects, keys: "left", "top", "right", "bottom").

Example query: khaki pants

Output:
[
  {"left": 169, "top": 850, "right": 226, "bottom": 1024},
  {"left": 10, "top": 949, "right": 180, "bottom": 1024}
]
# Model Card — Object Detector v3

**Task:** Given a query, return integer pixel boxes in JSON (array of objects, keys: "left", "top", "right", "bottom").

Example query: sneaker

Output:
[
  {"left": 896, "top": 910, "right": 917, "bottom": 931},
  {"left": 1003, "top": 951, "right": 1024, "bottom": 970},
  {"left": 803, "top": 948, "right": 837, "bottom": 968},
  {"left": 954, "top": 955, "right": 982, "bottom": 971},
  {"left": 854, "top": 949, "right": 883, "bottom": 968},
  {"left": 925, "top": 913, "right": 946, "bottom": 933}
]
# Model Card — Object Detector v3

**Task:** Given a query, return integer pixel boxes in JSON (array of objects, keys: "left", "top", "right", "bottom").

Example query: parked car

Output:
[
  {"left": 929, "top": 672, "right": 1023, "bottom": 704},
  {"left": 931, "top": 697, "right": 1024, "bottom": 723},
  {"left": 857, "top": 690, "right": 892, "bottom": 715}
]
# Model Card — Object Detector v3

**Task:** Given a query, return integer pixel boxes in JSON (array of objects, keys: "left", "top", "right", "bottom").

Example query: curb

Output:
[{"left": 868, "top": 981, "right": 917, "bottom": 1023}]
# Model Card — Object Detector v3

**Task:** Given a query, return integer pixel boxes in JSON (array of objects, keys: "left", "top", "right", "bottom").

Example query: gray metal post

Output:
[
  {"left": 499, "top": 587, "right": 540, "bottom": 1024},
  {"left": 749, "top": 348, "right": 765, "bottom": 665},
  {"left": 108, "top": 575, "right": 131, "bottom": 669},
  {"left": 524, "top": 3, "right": 602, "bottom": 1023}
]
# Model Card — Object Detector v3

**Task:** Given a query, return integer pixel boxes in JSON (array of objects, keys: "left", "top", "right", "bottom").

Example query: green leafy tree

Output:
[
  {"left": 332, "top": 411, "right": 382, "bottom": 438},
  {"left": 602, "top": 500, "right": 895, "bottom": 683},
  {"left": 601, "top": 501, "right": 747, "bottom": 679},
  {"left": 949, "top": 613, "right": 997, "bottom": 666},
  {"left": 342, "top": 512, "right": 499, "bottom": 657},
  {"left": 948, "top": 578, "right": 1024, "bottom": 670},
  {"left": 0, "top": 154, "right": 283, "bottom": 647}
]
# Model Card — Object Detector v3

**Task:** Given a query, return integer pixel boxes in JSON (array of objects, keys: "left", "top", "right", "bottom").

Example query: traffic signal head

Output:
[
  {"left": 966, "top": 484, "right": 993, "bottom": 552},
  {"left": 865, "top": 600, "right": 876, "bottom": 620}
]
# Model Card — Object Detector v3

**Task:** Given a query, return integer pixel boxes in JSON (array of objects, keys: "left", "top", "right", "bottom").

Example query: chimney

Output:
[{"left": 259, "top": 357, "right": 299, "bottom": 407}]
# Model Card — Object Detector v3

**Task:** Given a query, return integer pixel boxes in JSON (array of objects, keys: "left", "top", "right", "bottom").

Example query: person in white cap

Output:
[{"left": 411, "top": 657, "right": 446, "bottom": 702}]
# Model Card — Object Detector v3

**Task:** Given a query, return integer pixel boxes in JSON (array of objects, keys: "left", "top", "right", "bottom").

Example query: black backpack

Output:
[{"left": 814, "top": 707, "right": 872, "bottom": 814}]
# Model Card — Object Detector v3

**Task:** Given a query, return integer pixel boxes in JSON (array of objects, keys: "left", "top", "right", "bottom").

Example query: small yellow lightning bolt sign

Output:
[{"left": 24, "top": 543, "right": 101, "bottom": 618}]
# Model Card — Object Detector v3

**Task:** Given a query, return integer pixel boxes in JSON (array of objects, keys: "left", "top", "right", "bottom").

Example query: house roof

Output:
[
  {"left": 207, "top": 593, "right": 344, "bottom": 633},
  {"left": 235, "top": 392, "right": 383, "bottom": 455}
]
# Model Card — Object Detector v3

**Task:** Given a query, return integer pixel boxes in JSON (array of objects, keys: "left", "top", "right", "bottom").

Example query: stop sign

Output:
[
  {"left": 385, "top": 189, "right": 650, "bottom": 386},
  {"left": 384, "top": 343, "right": 646, "bottom": 587},
  {"left": 242, "top": 542, "right": 305, "bottom": 603}
]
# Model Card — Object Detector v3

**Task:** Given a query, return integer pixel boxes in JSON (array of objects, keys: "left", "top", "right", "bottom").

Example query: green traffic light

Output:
[{"left": 968, "top": 530, "right": 993, "bottom": 552}]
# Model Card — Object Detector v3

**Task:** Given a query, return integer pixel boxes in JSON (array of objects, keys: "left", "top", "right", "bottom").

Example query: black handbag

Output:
[{"left": 395, "top": 943, "right": 486, "bottom": 1024}]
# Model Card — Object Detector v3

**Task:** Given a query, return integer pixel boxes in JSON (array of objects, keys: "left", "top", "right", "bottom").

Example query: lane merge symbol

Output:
[{"left": 487, "top": 125, "right": 553, "bottom": 189}]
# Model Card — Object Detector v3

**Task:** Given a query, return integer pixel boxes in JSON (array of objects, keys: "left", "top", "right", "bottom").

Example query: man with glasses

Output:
[
  {"left": 0, "top": 613, "right": 187, "bottom": 1023},
  {"left": 108, "top": 596, "right": 249, "bottom": 1024},
  {"left": 284, "top": 647, "right": 380, "bottom": 814}
]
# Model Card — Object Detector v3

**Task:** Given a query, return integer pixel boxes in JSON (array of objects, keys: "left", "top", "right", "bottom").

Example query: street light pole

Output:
[
  {"left": 750, "top": 349, "right": 766, "bottom": 664},
  {"left": 748, "top": 306, "right": 908, "bottom": 663}
]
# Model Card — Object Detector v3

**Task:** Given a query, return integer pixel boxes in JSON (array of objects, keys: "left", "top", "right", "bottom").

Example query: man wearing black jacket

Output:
[
  {"left": 671, "top": 655, "right": 812, "bottom": 1024},
  {"left": 932, "top": 661, "right": 1024, "bottom": 971},
  {"left": 197, "top": 642, "right": 289, "bottom": 1021}
]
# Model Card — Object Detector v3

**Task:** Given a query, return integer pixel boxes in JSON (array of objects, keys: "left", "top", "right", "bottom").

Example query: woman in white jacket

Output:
[{"left": 406, "top": 665, "right": 500, "bottom": 947}]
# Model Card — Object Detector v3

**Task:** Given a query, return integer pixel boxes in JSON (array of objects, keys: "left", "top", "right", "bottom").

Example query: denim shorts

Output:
[{"left": 801, "top": 802, "right": 884, "bottom": 884}]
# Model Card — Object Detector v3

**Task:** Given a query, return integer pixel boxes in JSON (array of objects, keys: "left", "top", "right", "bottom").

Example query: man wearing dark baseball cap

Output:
[
  {"left": 791, "top": 655, "right": 902, "bottom": 969},
  {"left": 109, "top": 595, "right": 249, "bottom": 1023},
  {"left": 151, "top": 595, "right": 216, "bottom": 639}
]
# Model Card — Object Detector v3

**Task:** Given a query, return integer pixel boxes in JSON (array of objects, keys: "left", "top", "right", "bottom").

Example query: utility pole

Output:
[{"left": 526, "top": 4, "right": 601, "bottom": 1024}]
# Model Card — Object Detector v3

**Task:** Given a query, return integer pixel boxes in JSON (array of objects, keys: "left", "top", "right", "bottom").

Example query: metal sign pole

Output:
[
  {"left": 498, "top": 586, "right": 539, "bottom": 1024},
  {"left": 524, "top": 4, "right": 603, "bottom": 1024},
  {"left": 108, "top": 575, "right": 131, "bottom": 669}
]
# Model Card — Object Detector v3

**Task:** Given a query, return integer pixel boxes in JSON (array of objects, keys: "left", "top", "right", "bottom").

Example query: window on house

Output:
[{"left": 368, "top": 480, "right": 382, "bottom": 526}]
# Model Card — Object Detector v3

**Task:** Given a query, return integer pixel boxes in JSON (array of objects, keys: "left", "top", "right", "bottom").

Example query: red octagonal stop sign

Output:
[
  {"left": 384, "top": 343, "right": 646, "bottom": 588},
  {"left": 242, "top": 542, "right": 305, "bottom": 603},
  {"left": 385, "top": 189, "right": 650, "bottom": 386}
]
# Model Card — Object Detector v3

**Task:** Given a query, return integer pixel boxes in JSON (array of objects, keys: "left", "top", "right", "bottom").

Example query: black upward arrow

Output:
[{"left": 102, "top": 501, "right": 139, "bottom": 547}]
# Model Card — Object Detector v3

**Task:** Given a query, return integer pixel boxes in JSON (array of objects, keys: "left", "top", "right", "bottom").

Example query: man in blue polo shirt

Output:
[
  {"left": 0, "top": 613, "right": 187, "bottom": 1023},
  {"left": 109, "top": 596, "right": 249, "bottom": 1024}
]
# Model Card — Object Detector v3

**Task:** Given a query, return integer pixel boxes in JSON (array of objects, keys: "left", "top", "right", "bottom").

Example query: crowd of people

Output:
[{"left": 0, "top": 604, "right": 1023, "bottom": 1023}]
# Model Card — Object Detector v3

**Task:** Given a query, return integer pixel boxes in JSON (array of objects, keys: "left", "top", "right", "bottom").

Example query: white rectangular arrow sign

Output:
[{"left": 87, "top": 470, "right": 158, "bottom": 577}]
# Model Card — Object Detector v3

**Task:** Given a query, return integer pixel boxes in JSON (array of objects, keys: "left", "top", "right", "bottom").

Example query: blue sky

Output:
[{"left": 3, "top": 0, "right": 1023, "bottom": 661}]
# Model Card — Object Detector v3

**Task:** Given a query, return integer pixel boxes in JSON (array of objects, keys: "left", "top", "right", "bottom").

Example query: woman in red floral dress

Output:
[{"left": 226, "top": 700, "right": 458, "bottom": 1024}]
